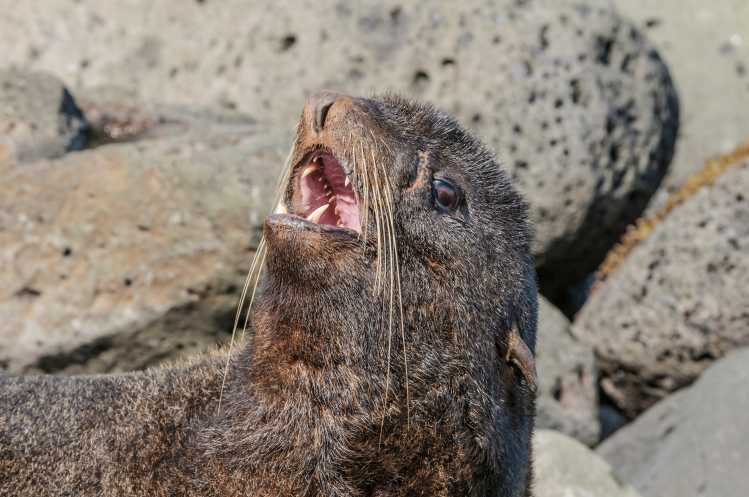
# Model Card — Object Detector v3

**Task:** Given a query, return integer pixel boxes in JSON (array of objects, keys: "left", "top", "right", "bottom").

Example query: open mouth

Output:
[{"left": 290, "top": 150, "right": 361, "bottom": 233}]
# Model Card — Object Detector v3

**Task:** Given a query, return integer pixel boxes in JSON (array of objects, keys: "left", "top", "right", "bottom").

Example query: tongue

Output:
[
  {"left": 297, "top": 153, "right": 361, "bottom": 232},
  {"left": 334, "top": 196, "right": 361, "bottom": 232}
]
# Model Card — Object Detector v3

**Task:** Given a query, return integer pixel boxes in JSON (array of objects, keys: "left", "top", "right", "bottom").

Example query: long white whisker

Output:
[
  {"left": 241, "top": 241, "right": 268, "bottom": 341},
  {"left": 382, "top": 171, "right": 410, "bottom": 428},
  {"left": 216, "top": 145, "right": 293, "bottom": 414}
]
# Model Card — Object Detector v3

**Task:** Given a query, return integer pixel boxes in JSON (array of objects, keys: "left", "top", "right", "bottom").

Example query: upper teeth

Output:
[
  {"left": 301, "top": 164, "right": 318, "bottom": 178},
  {"left": 307, "top": 204, "right": 329, "bottom": 223}
]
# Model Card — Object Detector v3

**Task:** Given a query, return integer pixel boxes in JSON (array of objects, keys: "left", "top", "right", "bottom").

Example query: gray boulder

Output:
[
  {"left": 598, "top": 348, "right": 749, "bottom": 497},
  {"left": 0, "top": 68, "right": 88, "bottom": 162},
  {"left": 536, "top": 297, "right": 599, "bottom": 445},
  {"left": 607, "top": 0, "right": 749, "bottom": 213},
  {"left": 534, "top": 430, "right": 641, "bottom": 497},
  {"left": 0, "top": 126, "right": 287, "bottom": 374},
  {"left": 573, "top": 159, "right": 749, "bottom": 417},
  {"left": 0, "top": 0, "right": 678, "bottom": 290},
  {"left": 75, "top": 84, "right": 259, "bottom": 147}
]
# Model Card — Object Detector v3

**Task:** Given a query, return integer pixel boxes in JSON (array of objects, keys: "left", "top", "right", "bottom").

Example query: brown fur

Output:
[{"left": 1, "top": 93, "right": 537, "bottom": 496}]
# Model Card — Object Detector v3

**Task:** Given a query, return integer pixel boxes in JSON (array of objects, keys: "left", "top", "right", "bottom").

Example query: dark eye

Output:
[{"left": 432, "top": 179, "right": 460, "bottom": 211}]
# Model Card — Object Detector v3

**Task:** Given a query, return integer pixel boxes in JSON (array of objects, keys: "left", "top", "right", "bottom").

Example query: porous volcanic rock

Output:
[
  {"left": 75, "top": 84, "right": 259, "bottom": 147},
  {"left": 573, "top": 160, "right": 749, "bottom": 417},
  {"left": 607, "top": 0, "right": 749, "bottom": 213},
  {"left": 0, "top": 0, "right": 679, "bottom": 291}
]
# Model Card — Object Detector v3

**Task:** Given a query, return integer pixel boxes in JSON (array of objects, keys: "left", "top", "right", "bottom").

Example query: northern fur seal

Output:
[{"left": 1, "top": 93, "right": 538, "bottom": 496}]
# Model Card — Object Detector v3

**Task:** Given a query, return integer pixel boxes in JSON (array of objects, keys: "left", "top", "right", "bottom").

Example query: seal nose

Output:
[{"left": 306, "top": 90, "right": 344, "bottom": 133}]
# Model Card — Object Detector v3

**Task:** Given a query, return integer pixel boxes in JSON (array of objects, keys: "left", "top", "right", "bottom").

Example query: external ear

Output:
[{"left": 499, "top": 323, "right": 538, "bottom": 393}]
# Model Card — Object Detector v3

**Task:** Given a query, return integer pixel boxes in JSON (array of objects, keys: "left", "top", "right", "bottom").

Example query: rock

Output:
[
  {"left": 0, "top": 0, "right": 679, "bottom": 291},
  {"left": 606, "top": 0, "right": 749, "bottom": 213},
  {"left": 599, "top": 402, "right": 628, "bottom": 440},
  {"left": 75, "top": 84, "right": 259, "bottom": 148},
  {"left": 0, "top": 127, "right": 288, "bottom": 374},
  {"left": 573, "top": 159, "right": 749, "bottom": 417},
  {"left": 0, "top": 68, "right": 89, "bottom": 162},
  {"left": 534, "top": 429, "right": 641, "bottom": 497},
  {"left": 535, "top": 297, "right": 599, "bottom": 445},
  {"left": 598, "top": 348, "right": 749, "bottom": 497}
]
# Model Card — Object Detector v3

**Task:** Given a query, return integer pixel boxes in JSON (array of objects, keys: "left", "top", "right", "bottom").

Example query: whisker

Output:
[
  {"left": 377, "top": 219, "right": 393, "bottom": 444},
  {"left": 382, "top": 170, "right": 410, "bottom": 428},
  {"left": 241, "top": 241, "right": 268, "bottom": 341},
  {"left": 273, "top": 146, "right": 295, "bottom": 203},
  {"left": 359, "top": 143, "right": 369, "bottom": 242},
  {"left": 216, "top": 145, "right": 293, "bottom": 414},
  {"left": 216, "top": 243, "right": 260, "bottom": 415},
  {"left": 364, "top": 143, "right": 385, "bottom": 292},
  {"left": 374, "top": 142, "right": 405, "bottom": 444}
]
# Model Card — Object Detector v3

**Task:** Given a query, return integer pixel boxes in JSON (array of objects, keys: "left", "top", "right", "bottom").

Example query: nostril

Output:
[
  {"left": 315, "top": 100, "right": 333, "bottom": 133},
  {"left": 310, "top": 91, "right": 339, "bottom": 133}
]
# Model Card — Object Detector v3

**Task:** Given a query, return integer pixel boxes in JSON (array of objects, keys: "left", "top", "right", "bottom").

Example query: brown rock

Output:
[{"left": 0, "top": 129, "right": 287, "bottom": 374}]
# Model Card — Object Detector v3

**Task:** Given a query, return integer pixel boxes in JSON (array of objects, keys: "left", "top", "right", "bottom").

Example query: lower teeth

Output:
[{"left": 307, "top": 204, "right": 329, "bottom": 223}]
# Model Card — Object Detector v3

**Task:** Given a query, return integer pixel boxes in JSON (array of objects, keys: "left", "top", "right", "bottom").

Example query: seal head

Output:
[{"left": 243, "top": 92, "right": 538, "bottom": 496}]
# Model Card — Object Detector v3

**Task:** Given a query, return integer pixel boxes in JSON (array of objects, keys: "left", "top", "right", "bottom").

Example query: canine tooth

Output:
[
  {"left": 307, "top": 204, "right": 328, "bottom": 223},
  {"left": 301, "top": 165, "right": 318, "bottom": 178},
  {"left": 344, "top": 176, "right": 351, "bottom": 187},
  {"left": 274, "top": 202, "right": 288, "bottom": 214}
]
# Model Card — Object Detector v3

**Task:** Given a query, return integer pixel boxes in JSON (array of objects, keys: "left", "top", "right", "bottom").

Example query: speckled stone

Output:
[
  {"left": 607, "top": 0, "right": 749, "bottom": 213},
  {"left": 0, "top": 68, "right": 88, "bottom": 162},
  {"left": 0, "top": 125, "right": 287, "bottom": 374},
  {"left": 573, "top": 160, "right": 749, "bottom": 417},
  {"left": 535, "top": 297, "right": 599, "bottom": 445},
  {"left": 0, "top": 0, "right": 679, "bottom": 291}
]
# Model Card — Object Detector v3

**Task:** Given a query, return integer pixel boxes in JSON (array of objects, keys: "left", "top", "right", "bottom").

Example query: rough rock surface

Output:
[
  {"left": 0, "top": 127, "right": 288, "bottom": 374},
  {"left": 607, "top": 0, "right": 749, "bottom": 213},
  {"left": 534, "top": 429, "right": 641, "bottom": 497},
  {"left": 535, "top": 297, "right": 599, "bottom": 445},
  {"left": 0, "top": 0, "right": 679, "bottom": 292},
  {"left": 573, "top": 160, "right": 749, "bottom": 417},
  {"left": 598, "top": 348, "right": 749, "bottom": 497},
  {"left": 75, "top": 84, "right": 259, "bottom": 148},
  {"left": 0, "top": 68, "right": 88, "bottom": 162}
]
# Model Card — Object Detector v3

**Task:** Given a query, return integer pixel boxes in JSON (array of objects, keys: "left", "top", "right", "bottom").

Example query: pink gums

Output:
[{"left": 297, "top": 152, "right": 361, "bottom": 232}]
